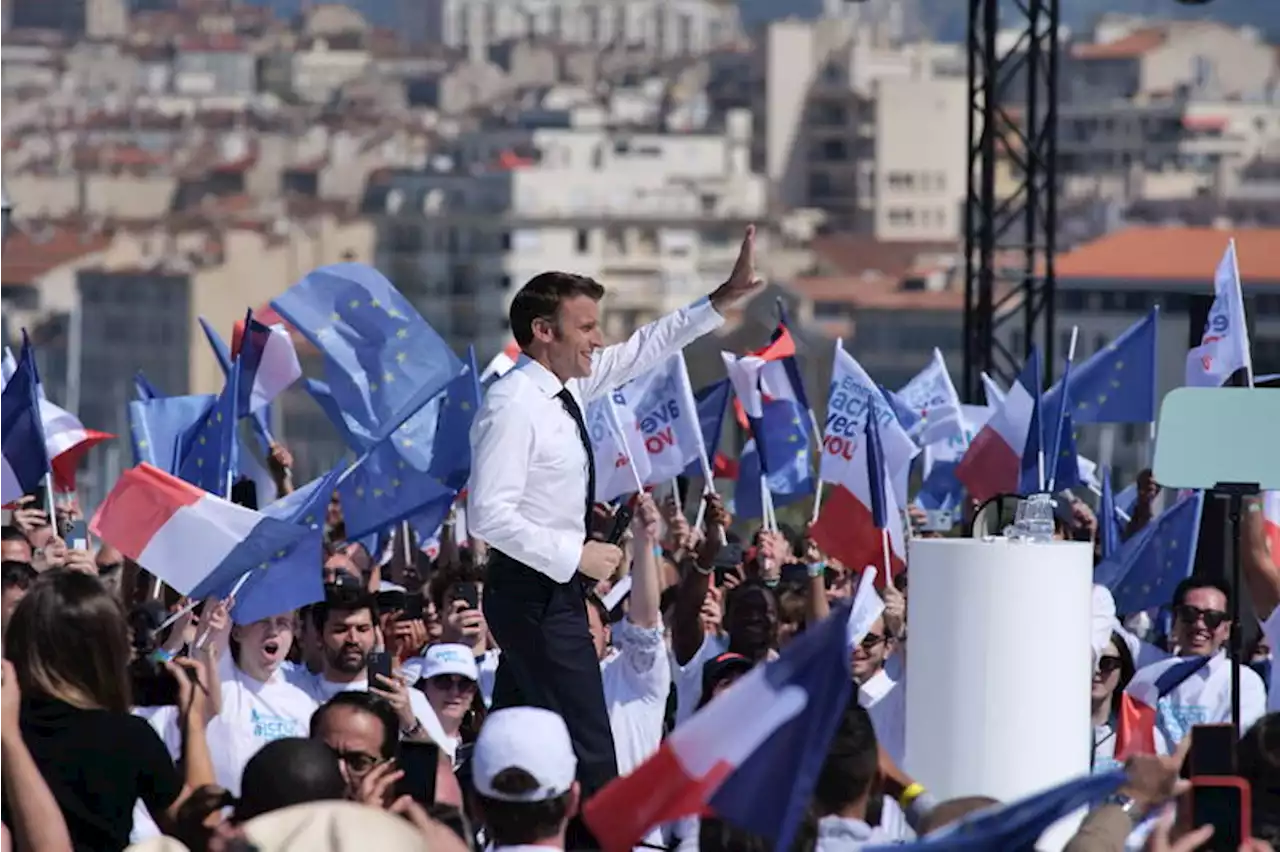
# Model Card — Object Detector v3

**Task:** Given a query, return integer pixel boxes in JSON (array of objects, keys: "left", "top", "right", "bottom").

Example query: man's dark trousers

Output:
[{"left": 484, "top": 549, "right": 619, "bottom": 799}]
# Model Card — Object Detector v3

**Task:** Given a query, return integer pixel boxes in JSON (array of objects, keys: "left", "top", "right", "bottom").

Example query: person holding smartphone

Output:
[{"left": 417, "top": 645, "right": 484, "bottom": 766}]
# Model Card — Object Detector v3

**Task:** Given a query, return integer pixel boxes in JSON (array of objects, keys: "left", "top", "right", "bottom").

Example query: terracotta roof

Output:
[
  {"left": 808, "top": 235, "right": 958, "bottom": 280},
  {"left": 1071, "top": 28, "right": 1166, "bottom": 60},
  {"left": 1, "top": 226, "right": 112, "bottom": 286},
  {"left": 1055, "top": 227, "right": 1280, "bottom": 283}
]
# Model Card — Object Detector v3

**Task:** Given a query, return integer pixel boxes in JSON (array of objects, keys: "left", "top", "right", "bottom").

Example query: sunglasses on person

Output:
[
  {"left": 859, "top": 632, "right": 888, "bottom": 651},
  {"left": 1096, "top": 655, "right": 1123, "bottom": 676},
  {"left": 429, "top": 674, "right": 477, "bottom": 693},
  {"left": 1175, "top": 604, "right": 1229, "bottom": 631},
  {"left": 330, "top": 747, "right": 382, "bottom": 775}
]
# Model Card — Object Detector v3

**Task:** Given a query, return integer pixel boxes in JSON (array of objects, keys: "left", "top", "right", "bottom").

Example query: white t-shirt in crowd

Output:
[
  {"left": 1262, "top": 606, "right": 1280, "bottom": 714},
  {"left": 602, "top": 617, "right": 670, "bottom": 776},
  {"left": 402, "top": 647, "right": 501, "bottom": 707},
  {"left": 208, "top": 657, "right": 319, "bottom": 796},
  {"left": 1129, "top": 651, "right": 1267, "bottom": 754},
  {"left": 285, "top": 668, "right": 453, "bottom": 760},
  {"left": 672, "top": 633, "right": 729, "bottom": 725}
]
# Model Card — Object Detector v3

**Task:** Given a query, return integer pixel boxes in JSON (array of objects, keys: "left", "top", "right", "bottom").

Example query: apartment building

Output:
[
  {"left": 761, "top": 18, "right": 968, "bottom": 237},
  {"left": 419, "top": 0, "right": 741, "bottom": 59},
  {"left": 364, "top": 107, "right": 764, "bottom": 360},
  {"left": 1060, "top": 19, "right": 1280, "bottom": 203},
  {"left": 1005, "top": 226, "right": 1280, "bottom": 481}
]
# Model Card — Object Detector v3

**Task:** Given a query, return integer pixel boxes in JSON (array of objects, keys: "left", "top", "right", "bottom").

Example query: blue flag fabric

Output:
[
  {"left": 916, "top": 460, "right": 964, "bottom": 512},
  {"left": 879, "top": 384, "right": 922, "bottom": 436},
  {"left": 1095, "top": 490, "right": 1205, "bottom": 614},
  {"left": 177, "top": 365, "right": 239, "bottom": 496},
  {"left": 866, "top": 771, "right": 1126, "bottom": 852},
  {"left": 134, "top": 371, "right": 162, "bottom": 401},
  {"left": 1015, "top": 347, "right": 1046, "bottom": 494},
  {"left": 199, "top": 315, "right": 273, "bottom": 452},
  {"left": 129, "top": 394, "right": 216, "bottom": 471},
  {"left": 732, "top": 437, "right": 813, "bottom": 521},
  {"left": 1050, "top": 410, "right": 1082, "bottom": 492},
  {"left": 337, "top": 400, "right": 455, "bottom": 541},
  {"left": 755, "top": 397, "right": 814, "bottom": 480},
  {"left": 1099, "top": 467, "right": 1122, "bottom": 560},
  {"left": 263, "top": 464, "right": 344, "bottom": 532},
  {"left": 1, "top": 342, "right": 50, "bottom": 502},
  {"left": 683, "top": 379, "right": 731, "bottom": 479},
  {"left": 707, "top": 599, "right": 856, "bottom": 850},
  {"left": 1046, "top": 309, "right": 1158, "bottom": 425},
  {"left": 303, "top": 378, "right": 359, "bottom": 449},
  {"left": 270, "top": 263, "right": 463, "bottom": 449},
  {"left": 428, "top": 345, "right": 481, "bottom": 492}
]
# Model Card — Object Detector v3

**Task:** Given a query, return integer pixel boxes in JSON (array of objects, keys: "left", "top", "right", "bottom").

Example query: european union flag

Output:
[
  {"left": 177, "top": 363, "right": 239, "bottom": 496},
  {"left": 865, "top": 771, "right": 1125, "bottom": 851},
  {"left": 683, "top": 379, "right": 731, "bottom": 479},
  {"left": 303, "top": 378, "right": 359, "bottom": 449},
  {"left": 200, "top": 315, "right": 273, "bottom": 451},
  {"left": 1050, "top": 410, "right": 1082, "bottom": 492},
  {"left": 1099, "top": 466, "right": 1122, "bottom": 560},
  {"left": 337, "top": 400, "right": 455, "bottom": 541},
  {"left": 732, "top": 437, "right": 813, "bottom": 521},
  {"left": 428, "top": 345, "right": 481, "bottom": 492},
  {"left": 129, "top": 394, "right": 216, "bottom": 471},
  {"left": 1046, "top": 309, "right": 1158, "bottom": 425},
  {"left": 1095, "top": 490, "right": 1204, "bottom": 615},
  {"left": 263, "top": 464, "right": 344, "bottom": 532},
  {"left": 270, "top": 263, "right": 463, "bottom": 449},
  {"left": 1, "top": 341, "right": 50, "bottom": 503}
]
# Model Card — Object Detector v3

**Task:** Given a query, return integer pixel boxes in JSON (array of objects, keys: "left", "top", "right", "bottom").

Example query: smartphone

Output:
[
  {"left": 1188, "top": 723, "right": 1236, "bottom": 776},
  {"left": 1185, "top": 777, "right": 1250, "bottom": 852},
  {"left": 66, "top": 519, "right": 89, "bottom": 551},
  {"left": 921, "top": 509, "right": 954, "bottom": 533},
  {"left": 366, "top": 650, "right": 393, "bottom": 691},
  {"left": 129, "top": 655, "right": 186, "bottom": 707},
  {"left": 713, "top": 542, "right": 744, "bottom": 578},
  {"left": 376, "top": 589, "right": 408, "bottom": 615},
  {"left": 453, "top": 582, "right": 479, "bottom": 610},
  {"left": 396, "top": 740, "right": 440, "bottom": 806},
  {"left": 605, "top": 504, "right": 633, "bottom": 545},
  {"left": 398, "top": 593, "right": 424, "bottom": 622}
]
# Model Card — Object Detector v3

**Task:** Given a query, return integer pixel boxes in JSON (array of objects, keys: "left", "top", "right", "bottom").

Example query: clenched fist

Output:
[{"left": 578, "top": 541, "right": 624, "bottom": 581}]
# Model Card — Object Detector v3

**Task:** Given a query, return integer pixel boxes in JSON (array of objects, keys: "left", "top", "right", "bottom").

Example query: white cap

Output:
[
  {"left": 473, "top": 707, "right": 577, "bottom": 803},
  {"left": 420, "top": 643, "right": 480, "bottom": 682}
]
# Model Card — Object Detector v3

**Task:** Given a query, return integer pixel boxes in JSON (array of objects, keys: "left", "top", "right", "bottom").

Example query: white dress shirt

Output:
[{"left": 468, "top": 297, "right": 724, "bottom": 582}]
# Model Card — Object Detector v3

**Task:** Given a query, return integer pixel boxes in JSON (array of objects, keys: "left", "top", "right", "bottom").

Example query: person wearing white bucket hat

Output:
[{"left": 418, "top": 644, "right": 483, "bottom": 765}]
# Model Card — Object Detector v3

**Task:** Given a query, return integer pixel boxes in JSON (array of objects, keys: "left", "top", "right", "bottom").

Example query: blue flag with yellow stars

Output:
[
  {"left": 428, "top": 345, "right": 482, "bottom": 492},
  {"left": 177, "top": 364, "right": 239, "bottom": 497},
  {"left": 1094, "top": 489, "right": 1204, "bottom": 615},
  {"left": 129, "top": 394, "right": 215, "bottom": 470},
  {"left": 337, "top": 399, "right": 456, "bottom": 542},
  {"left": 1045, "top": 309, "right": 1158, "bottom": 425},
  {"left": 270, "top": 263, "right": 464, "bottom": 450}
]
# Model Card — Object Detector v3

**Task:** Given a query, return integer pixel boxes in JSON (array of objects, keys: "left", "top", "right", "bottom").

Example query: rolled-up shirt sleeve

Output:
[
  {"left": 467, "top": 394, "right": 583, "bottom": 582},
  {"left": 577, "top": 296, "right": 725, "bottom": 402}
]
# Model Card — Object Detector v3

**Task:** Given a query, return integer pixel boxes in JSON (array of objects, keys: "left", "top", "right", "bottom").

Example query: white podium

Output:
[{"left": 904, "top": 538, "right": 1094, "bottom": 850}]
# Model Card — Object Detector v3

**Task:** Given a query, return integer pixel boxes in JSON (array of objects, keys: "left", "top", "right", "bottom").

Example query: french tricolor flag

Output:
[
  {"left": 955, "top": 349, "right": 1043, "bottom": 503},
  {"left": 90, "top": 463, "right": 314, "bottom": 599},
  {"left": 232, "top": 308, "right": 302, "bottom": 414},
  {"left": 1114, "top": 655, "right": 1212, "bottom": 760},
  {"left": 583, "top": 569, "right": 885, "bottom": 852}
]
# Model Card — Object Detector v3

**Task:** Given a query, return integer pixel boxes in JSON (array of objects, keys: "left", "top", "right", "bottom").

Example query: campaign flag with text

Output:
[
  {"left": 587, "top": 395, "right": 650, "bottom": 502},
  {"left": 897, "top": 348, "right": 965, "bottom": 446},
  {"left": 584, "top": 570, "right": 885, "bottom": 852},
  {"left": 1186, "top": 240, "right": 1252, "bottom": 387},
  {"left": 611, "top": 353, "right": 706, "bottom": 485}
]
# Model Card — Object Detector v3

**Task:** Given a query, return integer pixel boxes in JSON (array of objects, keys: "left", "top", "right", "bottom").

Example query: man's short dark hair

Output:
[
  {"left": 309, "top": 595, "right": 377, "bottom": 633},
  {"left": 477, "top": 768, "right": 572, "bottom": 846},
  {"left": 236, "top": 738, "right": 347, "bottom": 821},
  {"left": 310, "top": 691, "right": 399, "bottom": 760},
  {"left": 428, "top": 557, "right": 487, "bottom": 613},
  {"left": 1, "top": 525, "right": 29, "bottom": 543},
  {"left": 509, "top": 272, "right": 605, "bottom": 347},
  {"left": 1172, "top": 576, "right": 1232, "bottom": 610},
  {"left": 812, "top": 698, "right": 880, "bottom": 815},
  {"left": 1, "top": 560, "right": 36, "bottom": 591}
]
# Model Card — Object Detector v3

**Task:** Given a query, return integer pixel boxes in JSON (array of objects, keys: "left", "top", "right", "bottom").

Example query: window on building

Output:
[
  {"left": 576, "top": 229, "right": 590, "bottom": 253},
  {"left": 887, "top": 171, "right": 914, "bottom": 191},
  {"left": 887, "top": 207, "right": 915, "bottom": 226},
  {"left": 500, "top": 232, "right": 511, "bottom": 251}
]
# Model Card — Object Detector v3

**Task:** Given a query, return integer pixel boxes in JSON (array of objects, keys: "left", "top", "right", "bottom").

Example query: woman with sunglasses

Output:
[
  {"left": 1090, "top": 632, "right": 1136, "bottom": 774},
  {"left": 417, "top": 644, "right": 485, "bottom": 766}
]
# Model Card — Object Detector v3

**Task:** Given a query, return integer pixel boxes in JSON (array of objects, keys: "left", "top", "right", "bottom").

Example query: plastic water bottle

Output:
[{"left": 1017, "top": 493, "right": 1057, "bottom": 543}]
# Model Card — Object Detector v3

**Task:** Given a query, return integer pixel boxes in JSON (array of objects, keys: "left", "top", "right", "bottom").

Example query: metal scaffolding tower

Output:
[{"left": 961, "top": 0, "right": 1060, "bottom": 402}]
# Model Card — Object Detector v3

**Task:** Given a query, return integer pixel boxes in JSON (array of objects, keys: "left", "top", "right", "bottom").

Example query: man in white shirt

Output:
[
  {"left": 852, "top": 614, "right": 904, "bottom": 767},
  {"left": 472, "top": 707, "right": 580, "bottom": 852},
  {"left": 288, "top": 596, "right": 445, "bottom": 748},
  {"left": 468, "top": 228, "right": 762, "bottom": 804}
]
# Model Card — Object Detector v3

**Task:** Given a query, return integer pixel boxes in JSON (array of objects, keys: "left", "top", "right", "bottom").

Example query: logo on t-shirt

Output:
[{"left": 251, "top": 708, "right": 303, "bottom": 742}]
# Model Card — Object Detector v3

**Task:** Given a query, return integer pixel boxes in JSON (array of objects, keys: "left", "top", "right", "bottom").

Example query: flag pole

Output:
[
  {"left": 1047, "top": 327, "right": 1079, "bottom": 492},
  {"left": 881, "top": 527, "right": 891, "bottom": 579},
  {"left": 670, "top": 478, "right": 682, "bottom": 517},
  {"left": 810, "top": 480, "right": 824, "bottom": 524}
]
